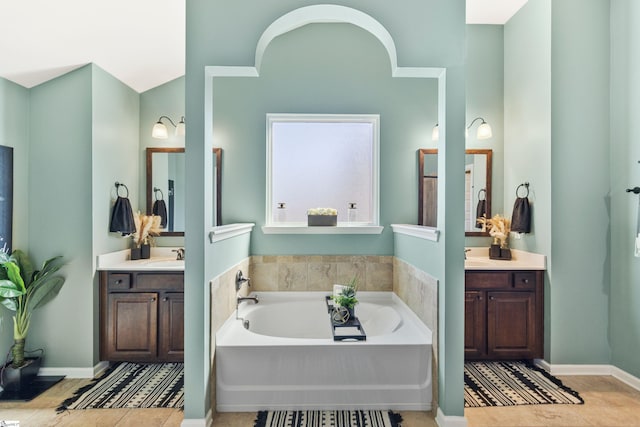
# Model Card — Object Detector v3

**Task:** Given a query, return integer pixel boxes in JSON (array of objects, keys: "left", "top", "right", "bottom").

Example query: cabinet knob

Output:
[
  {"left": 489, "top": 296, "right": 495, "bottom": 300},
  {"left": 150, "top": 297, "right": 156, "bottom": 302},
  {"left": 162, "top": 297, "right": 168, "bottom": 302},
  {"left": 477, "top": 296, "right": 483, "bottom": 301}
]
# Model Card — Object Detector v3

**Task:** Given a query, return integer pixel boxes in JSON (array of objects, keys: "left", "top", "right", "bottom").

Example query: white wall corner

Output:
[{"left": 436, "top": 407, "right": 468, "bottom": 427}]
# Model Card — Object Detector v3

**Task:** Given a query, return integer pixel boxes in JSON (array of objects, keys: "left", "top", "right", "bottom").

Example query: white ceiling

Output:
[
  {"left": 0, "top": 0, "right": 525, "bottom": 93},
  {"left": 466, "top": 0, "right": 528, "bottom": 25}
]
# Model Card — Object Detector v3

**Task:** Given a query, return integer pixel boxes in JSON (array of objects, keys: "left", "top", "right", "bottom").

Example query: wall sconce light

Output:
[
  {"left": 431, "top": 117, "right": 492, "bottom": 142},
  {"left": 466, "top": 117, "right": 492, "bottom": 140},
  {"left": 152, "top": 116, "right": 186, "bottom": 139}
]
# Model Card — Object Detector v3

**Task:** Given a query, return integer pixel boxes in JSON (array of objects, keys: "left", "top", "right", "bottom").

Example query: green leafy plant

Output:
[
  {"left": 332, "top": 276, "right": 359, "bottom": 309},
  {"left": 0, "top": 250, "right": 65, "bottom": 368}
]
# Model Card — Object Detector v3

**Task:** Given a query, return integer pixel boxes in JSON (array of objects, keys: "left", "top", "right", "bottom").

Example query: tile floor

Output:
[{"left": 1, "top": 375, "right": 639, "bottom": 426}]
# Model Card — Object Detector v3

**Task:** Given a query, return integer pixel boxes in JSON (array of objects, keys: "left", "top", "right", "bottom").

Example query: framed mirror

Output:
[
  {"left": 146, "top": 147, "right": 222, "bottom": 236},
  {"left": 418, "top": 148, "right": 492, "bottom": 236}
]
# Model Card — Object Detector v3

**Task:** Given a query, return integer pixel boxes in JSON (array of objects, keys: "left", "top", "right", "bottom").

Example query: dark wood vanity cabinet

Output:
[
  {"left": 100, "top": 271, "right": 184, "bottom": 362},
  {"left": 465, "top": 270, "right": 543, "bottom": 360}
]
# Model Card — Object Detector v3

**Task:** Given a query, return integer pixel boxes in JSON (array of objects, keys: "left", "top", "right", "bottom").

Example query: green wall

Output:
[
  {"left": 505, "top": 0, "right": 612, "bottom": 366},
  {"left": 466, "top": 24, "right": 504, "bottom": 248},
  {"left": 505, "top": 0, "right": 554, "bottom": 360},
  {"left": 27, "top": 66, "right": 95, "bottom": 368},
  {"left": 1, "top": 65, "right": 140, "bottom": 368},
  {"left": 550, "top": 0, "right": 611, "bottom": 365},
  {"left": 610, "top": 0, "right": 640, "bottom": 377},
  {"left": 91, "top": 65, "right": 141, "bottom": 363},
  {"left": 213, "top": 23, "right": 438, "bottom": 255},
  {"left": 0, "top": 78, "right": 30, "bottom": 355},
  {"left": 186, "top": 0, "right": 466, "bottom": 420},
  {"left": 139, "top": 76, "right": 186, "bottom": 248}
]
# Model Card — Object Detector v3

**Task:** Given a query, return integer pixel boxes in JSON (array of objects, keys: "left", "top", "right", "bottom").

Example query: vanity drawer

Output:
[
  {"left": 135, "top": 272, "right": 184, "bottom": 291},
  {"left": 107, "top": 273, "right": 131, "bottom": 290},
  {"left": 512, "top": 272, "right": 537, "bottom": 290},
  {"left": 465, "top": 271, "right": 511, "bottom": 289}
]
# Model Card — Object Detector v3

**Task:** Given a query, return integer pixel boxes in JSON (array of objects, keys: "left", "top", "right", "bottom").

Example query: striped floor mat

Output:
[
  {"left": 464, "top": 361, "right": 583, "bottom": 407},
  {"left": 254, "top": 410, "right": 402, "bottom": 427},
  {"left": 57, "top": 362, "right": 183, "bottom": 411}
]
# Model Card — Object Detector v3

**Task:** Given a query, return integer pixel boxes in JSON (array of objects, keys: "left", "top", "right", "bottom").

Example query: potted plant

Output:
[
  {"left": 130, "top": 211, "right": 162, "bottom": 259},
  {"left": 0, "top": 250, "right": 65, "bottom": 390},
  {"left": 331, "top": 276, "right": 359, "bottom": 323}
]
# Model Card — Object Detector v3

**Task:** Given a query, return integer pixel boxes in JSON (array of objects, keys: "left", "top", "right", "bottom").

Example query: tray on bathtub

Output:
[{"left": 325, "top": 296, "right": 367, "bottom": 341}]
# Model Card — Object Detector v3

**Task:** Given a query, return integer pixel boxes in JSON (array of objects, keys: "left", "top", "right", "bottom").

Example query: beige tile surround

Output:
[
  {"left": 250, "top": 255, "right": 394, "bottom": 292},
  {"left": 210, "top": 255, "right": 438, "bottom": 416}
]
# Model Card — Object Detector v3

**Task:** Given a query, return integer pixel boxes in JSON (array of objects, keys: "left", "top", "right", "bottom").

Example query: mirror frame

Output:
[
  {"left": 146, "top": 147, "right": 222, "bottom": 236},
  {"left": 418, "top": 148, "right": 493, "bottom": 236}
]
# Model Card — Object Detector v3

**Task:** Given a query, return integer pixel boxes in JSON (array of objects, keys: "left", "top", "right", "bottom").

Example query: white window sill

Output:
[
  {"left": 209, "top": 223, "right": 255, "bottom": 243},
  {"left": 262, "top": 224, "right": 384, "bottom": 235},
  {"left": 390, "top": 224, "right": 439, "bottom": 241}
]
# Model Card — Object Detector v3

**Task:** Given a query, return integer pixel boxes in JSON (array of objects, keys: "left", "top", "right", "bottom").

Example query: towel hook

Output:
[
  {"left": 516, "top": 182, "right": 530, "bottom": 198},
  {"left": 477, "top": 188, "right": 487, "bottom": 201},
  {"left": 153, "top": 187, "right": 164, "bottom": 200},
  {"left": 114, "top": 182, "right": 129, "bottom": 198},
  {"left": 626, "top": 187, "right": 640, "bottom": 195}
]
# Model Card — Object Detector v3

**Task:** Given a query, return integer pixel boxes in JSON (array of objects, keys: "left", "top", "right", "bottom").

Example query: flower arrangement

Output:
[
  {"left": 307, "top": 208, "right": 337, "bottom": 216},
  {"left": 479, "top": 214, "right": 511, "bottom": 248},
  {"left": 131, "top": 211, "right": 162, "bottom": 247}
]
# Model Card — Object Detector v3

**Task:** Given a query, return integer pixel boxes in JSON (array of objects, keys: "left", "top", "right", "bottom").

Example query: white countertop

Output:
[
  {"left": 465, "top": 247, "right": 546, "bottom": 271},
  {"left": 97, "top": 248, "right": 185, "bottom": 271}
]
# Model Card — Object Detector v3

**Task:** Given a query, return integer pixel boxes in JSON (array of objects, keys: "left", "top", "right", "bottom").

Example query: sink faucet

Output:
[
  {"left": 464, "top": 248, "right": 471, "bottom": 260},
  {"left": 173, "top": 248, "right": 185, "bottom": 260}
]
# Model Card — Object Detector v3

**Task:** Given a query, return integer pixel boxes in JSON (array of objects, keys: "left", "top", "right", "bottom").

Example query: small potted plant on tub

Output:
[{"left": 331, "top": 276, "right": 358, "bottom": 324}]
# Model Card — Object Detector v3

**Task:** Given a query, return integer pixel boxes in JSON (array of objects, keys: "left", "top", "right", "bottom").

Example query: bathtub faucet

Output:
[
  {"left": 237, "top": 296, "right": 259, "bottom": 304},
  {"left": 236, "top": 294, "right": 258, "bottom": 322}
]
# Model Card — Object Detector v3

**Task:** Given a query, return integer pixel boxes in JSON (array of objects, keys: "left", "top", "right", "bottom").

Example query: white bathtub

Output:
[{"left": 215, "top": 291, "right": 432, "bottom": 412}]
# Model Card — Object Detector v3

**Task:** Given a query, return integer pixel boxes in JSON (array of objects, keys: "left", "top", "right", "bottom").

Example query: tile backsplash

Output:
[{"left": 250, "top": 255, "right": 393, "bottom": 292}]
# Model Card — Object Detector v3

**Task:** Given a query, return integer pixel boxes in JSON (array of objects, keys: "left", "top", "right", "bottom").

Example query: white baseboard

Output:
[
  {"left": 38, "top": 361, "right": 110, "bottom": 379},
  {"left": 534, "top": 359, "right": 640, "bottom": 392},
  {"left": 435, "top": 407, "right": 467, "bottom": 427},
  {"left": 181, "top": 409, "right": 213, "bottom": 427}
]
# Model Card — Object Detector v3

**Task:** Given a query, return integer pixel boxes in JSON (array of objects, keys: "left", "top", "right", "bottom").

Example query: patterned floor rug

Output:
[
  {"left": 464, "top": 361, "right": 584, "bottom": 407},
  {"left": 254, "top": 410, "right": 402, "bottom": 427},
  {"left": 57, "top": 362, "right": 183, "bottom": 412}
]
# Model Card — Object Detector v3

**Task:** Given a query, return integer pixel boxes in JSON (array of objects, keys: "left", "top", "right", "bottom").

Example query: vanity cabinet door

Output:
[
  {"left": 104, "top": 292, "right": 158, "bottom": 361},
  {"left": 100, "top": 270, "right": 185, "bottom": 362},
  {"left": 465, "top": 291, "right": 486, "bottom": 358},
  {"left": 159, "top": 292, "right": 184, "bottom": 362},
  {"left": 465, "top": 270, "right": 544, "bottom": 360},
  {"left": 487, "top": 291, "right": 537, "bottom": 359}
]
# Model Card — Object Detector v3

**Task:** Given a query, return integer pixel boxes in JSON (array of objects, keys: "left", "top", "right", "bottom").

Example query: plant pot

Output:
[
  {"left": 130, "top": 247, "right": 141, "bottom": 260},
  {"left": 1, "top": 356, "right": 42, "bottom": 392},
  {"left": 140, "top": 244, "right": 151, "bottom": 259},
  {"left": 308, "top": 215, "right": 337, "bottom": 226}
]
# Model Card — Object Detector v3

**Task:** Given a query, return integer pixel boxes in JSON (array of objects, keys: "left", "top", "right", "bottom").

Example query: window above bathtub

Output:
[{"left": 263, "top": 114, "right": 382, "bottom": 235}]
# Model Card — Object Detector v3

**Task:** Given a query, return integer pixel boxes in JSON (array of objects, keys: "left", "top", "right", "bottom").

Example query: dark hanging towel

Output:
[
  {"left": 109, "top": 196, "right": 136, "bottom": 236},
  {"left": 475, "top": 189, "right": 487, "bottom": 229},
  {"left": 511, "top": 196, "right": 531, "bottom": 233},
  {"left": 153, "top": 199, "right": 168, "bottom": 228}
]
